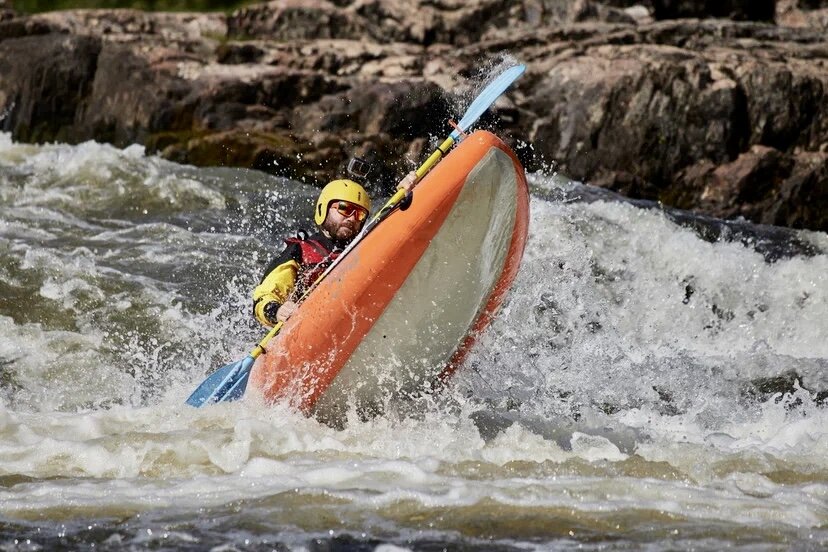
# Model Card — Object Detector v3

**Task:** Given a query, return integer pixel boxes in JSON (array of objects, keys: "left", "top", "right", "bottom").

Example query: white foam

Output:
[{"left": 2, "top": 135, "right": 827, "bottom": 540}]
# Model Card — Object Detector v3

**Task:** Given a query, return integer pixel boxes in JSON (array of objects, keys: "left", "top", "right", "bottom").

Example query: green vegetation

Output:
[{"left": 13, "top": 0, "right": 255, "bottom": 14}]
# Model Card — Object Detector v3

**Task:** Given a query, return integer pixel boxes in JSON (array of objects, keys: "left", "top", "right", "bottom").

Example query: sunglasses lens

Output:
[{"left": 336, "top": 201, "right": 366, "bottom": 221}]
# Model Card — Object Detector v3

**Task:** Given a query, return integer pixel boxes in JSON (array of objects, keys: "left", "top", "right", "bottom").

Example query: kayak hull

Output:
[{"left": 250, "top": 130, "right": 529, "bottom": 423}]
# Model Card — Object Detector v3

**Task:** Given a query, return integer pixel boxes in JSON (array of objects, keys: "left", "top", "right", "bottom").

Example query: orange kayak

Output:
[{"left": 250, "top": 130, "right": 529, "bottom": 423}]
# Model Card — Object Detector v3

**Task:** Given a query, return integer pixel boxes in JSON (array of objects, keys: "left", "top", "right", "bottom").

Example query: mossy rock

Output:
[{"left": 155, "top": 128, "right": 314, "bottom": 179}]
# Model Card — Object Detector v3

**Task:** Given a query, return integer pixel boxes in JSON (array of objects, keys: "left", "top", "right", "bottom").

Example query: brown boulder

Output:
[
  {"left": 515, "top": 19, "right": 828, "bottom": 230},
  {"left": 763, "top": 151, "right": 828, "bottom": 229},
  {"left": 700, "top": 145, "right": 792, "bottom": 213},
  {"left": 527, "top": 40, "right": 752, "bottom": 185},
  {"left": 228, "top": 0, "right": 368, "bottom": 41},
  {"left": 673, "top": 146, "right": 828, "bottom": 230},
  {"left": 228, "top": 0, "right": 653, "bottom": 46},
  {"left": 1, "top": 4, "right": 827, "bottom": 230},
  {"left": 777, "top": 0, "right": 828, "bottom": 30},
  {"left": 0, "top": 34, "right": 101, "bottom": 143}
]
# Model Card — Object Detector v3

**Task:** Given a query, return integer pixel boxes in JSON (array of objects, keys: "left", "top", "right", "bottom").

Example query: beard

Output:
[
  {"left": 334, "top": 224, "right": 356, "bottom": 240},
  {"left": 323, "top": 217, "right": 361, "bottom": 244}
]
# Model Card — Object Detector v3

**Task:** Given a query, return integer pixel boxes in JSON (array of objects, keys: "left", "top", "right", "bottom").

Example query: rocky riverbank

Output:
[{"left": 1, "top": 0, "right": 826, "bottom": 231}]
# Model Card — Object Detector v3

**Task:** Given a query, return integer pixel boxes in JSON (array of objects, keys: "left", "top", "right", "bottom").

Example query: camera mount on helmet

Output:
[{"left": 347, "top": 157, "right": 372, "bottom": 179}]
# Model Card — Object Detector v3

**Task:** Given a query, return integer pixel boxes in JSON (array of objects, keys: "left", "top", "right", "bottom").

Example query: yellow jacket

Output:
[
  {"left": 252, "top": 259, "right": 299, "bottom": 326},
  {"left": 252, "top": 231, "right": 342, "bottom": 326}
]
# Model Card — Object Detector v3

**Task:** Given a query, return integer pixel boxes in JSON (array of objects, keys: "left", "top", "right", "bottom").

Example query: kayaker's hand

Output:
[
  {"left": 276, "top": 300, "right": 298, "bottom": 323},
  {"left": 263, "top": 301, "right": 281, "bottom": 325},
  {"left": 397, "top": 171, "right": 417, "bottom": 193}
]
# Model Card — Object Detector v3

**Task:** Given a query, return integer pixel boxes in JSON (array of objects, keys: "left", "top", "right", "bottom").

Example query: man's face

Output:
[{"left": 322, "top": 200, "right": 368, "bottom": 242}]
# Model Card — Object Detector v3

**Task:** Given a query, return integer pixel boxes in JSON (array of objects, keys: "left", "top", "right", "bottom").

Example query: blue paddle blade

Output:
[
  {"left": 220, "top": 365, "right": 250, "bottom": 402},
  {"left": 185, "top": 355, "right": 253, "bottom": 407},
  {"left": 451, "top": 64, "right": 526, "bottom": 140}
]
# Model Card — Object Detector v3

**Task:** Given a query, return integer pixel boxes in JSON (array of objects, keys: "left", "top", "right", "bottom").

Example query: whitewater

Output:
[{"left": 0, "top": 132, "right": 826, "bottom": 550}]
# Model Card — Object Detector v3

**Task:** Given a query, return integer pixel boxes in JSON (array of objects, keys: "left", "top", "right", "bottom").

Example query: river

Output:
[{"left": 1, "top": 132, "right": 826, "bottom": 550}]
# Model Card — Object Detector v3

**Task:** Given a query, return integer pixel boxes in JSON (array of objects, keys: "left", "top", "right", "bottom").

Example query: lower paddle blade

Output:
[
  {"left": 220, "top": 366, "right": 250, "bottom": 402},
  {"left": 185, "top": 356, "right": 252, "bottom": 407}
]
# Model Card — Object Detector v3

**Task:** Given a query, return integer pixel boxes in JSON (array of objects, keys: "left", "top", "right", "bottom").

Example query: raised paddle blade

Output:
[
  {"left": 185, "top": 355, "right": 253, "bottom": 407},
  {"left": 451, "top": 64, "right": 525, "bottom": 140},
  {"left": 414, "top": 64, "right": 525, "bottom": 179}
]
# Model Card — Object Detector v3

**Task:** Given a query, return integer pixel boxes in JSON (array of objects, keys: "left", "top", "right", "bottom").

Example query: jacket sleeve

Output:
[{"left": 252, "top": 242, "right": 302, "bottom": 326}]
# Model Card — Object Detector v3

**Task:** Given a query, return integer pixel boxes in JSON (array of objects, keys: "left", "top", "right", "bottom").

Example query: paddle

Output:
[{"left": 185, "top": 63, "right": 526, "bottom": 407}]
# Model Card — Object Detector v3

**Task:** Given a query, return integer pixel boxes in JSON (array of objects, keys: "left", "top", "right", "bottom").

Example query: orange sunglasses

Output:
[{"left": 333, "top": 201, "right": 368, "bottom": 221}]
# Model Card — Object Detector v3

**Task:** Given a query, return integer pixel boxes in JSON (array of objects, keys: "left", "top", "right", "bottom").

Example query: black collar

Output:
[{"left": 311, "top": 231, "right": 346, "bottom": 251}]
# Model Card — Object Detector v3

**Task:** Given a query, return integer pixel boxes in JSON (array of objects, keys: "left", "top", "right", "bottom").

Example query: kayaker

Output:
[{"left": 253, "top": 166, "right": 416, "bottom": 327}]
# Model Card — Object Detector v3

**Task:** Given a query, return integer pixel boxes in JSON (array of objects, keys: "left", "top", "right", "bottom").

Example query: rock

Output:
[
  {"left": 527, "top": 36, "right": 750, "bottom": 186},
  {"left": 228, "top": 0, "right": 495, "bottom": 45},
  {"left": 0, "top": 3, "right": 827, "bottom": 230},
  {"left": 701, "top": 145, "right": 793, "bottom": 213},
  {"left": 0, "top": 0, "right": 14, "bottom": 22},
  {"left": 0, "top": 34, "right": 101, "bottom": 143},
  {"left": 624, "top": 5, "right": 656, "bottom": 24},
  {"left": 228, "top": 0, "right": 654, "bottom": 46},
  {"left": 764, "top": 150, "right": 828, "bottom": 229},
  {"left": 228, "top": 0, "right": 368, "bottom": 42},
  {"left": 652, "top": 0, "right": 776, "bottom": 21},
  {"left": 673, "top": 146, "right": 828, "bottom": 229},
  {"left": 576, "top": 1, "right": 642, "bottom": 24},
  {"left": 594, "top": 0, "right": 776, "bottom": 21},
  {"left": 161, "top": 128, "right": 309, "bottom": 175},
  {"left": 777, "top": 0, "right": 828, "bottom": 30},
  {"left": 0, "top": 9, "right": 226, "bottom": 45},
  {"left": 518, "top": 19, "right": 828, "bottom": 230}
]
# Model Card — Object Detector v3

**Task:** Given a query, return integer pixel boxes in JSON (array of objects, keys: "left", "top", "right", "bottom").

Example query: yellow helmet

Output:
[{"left": 314, "top": 179, "right": 371, "bottom": 226}]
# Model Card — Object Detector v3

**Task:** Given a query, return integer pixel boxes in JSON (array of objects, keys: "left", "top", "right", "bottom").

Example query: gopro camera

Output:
[{"left": 347, "top": 157, "right": 372, "bottom": 179}]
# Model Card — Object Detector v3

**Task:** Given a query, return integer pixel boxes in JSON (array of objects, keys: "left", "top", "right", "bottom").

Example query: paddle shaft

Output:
[
  {"left": 416, "top": 137, "right": 455, "bottom": 180},
  {"left": 250, "top": 321, "right": 282, "bottom": 359}
]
